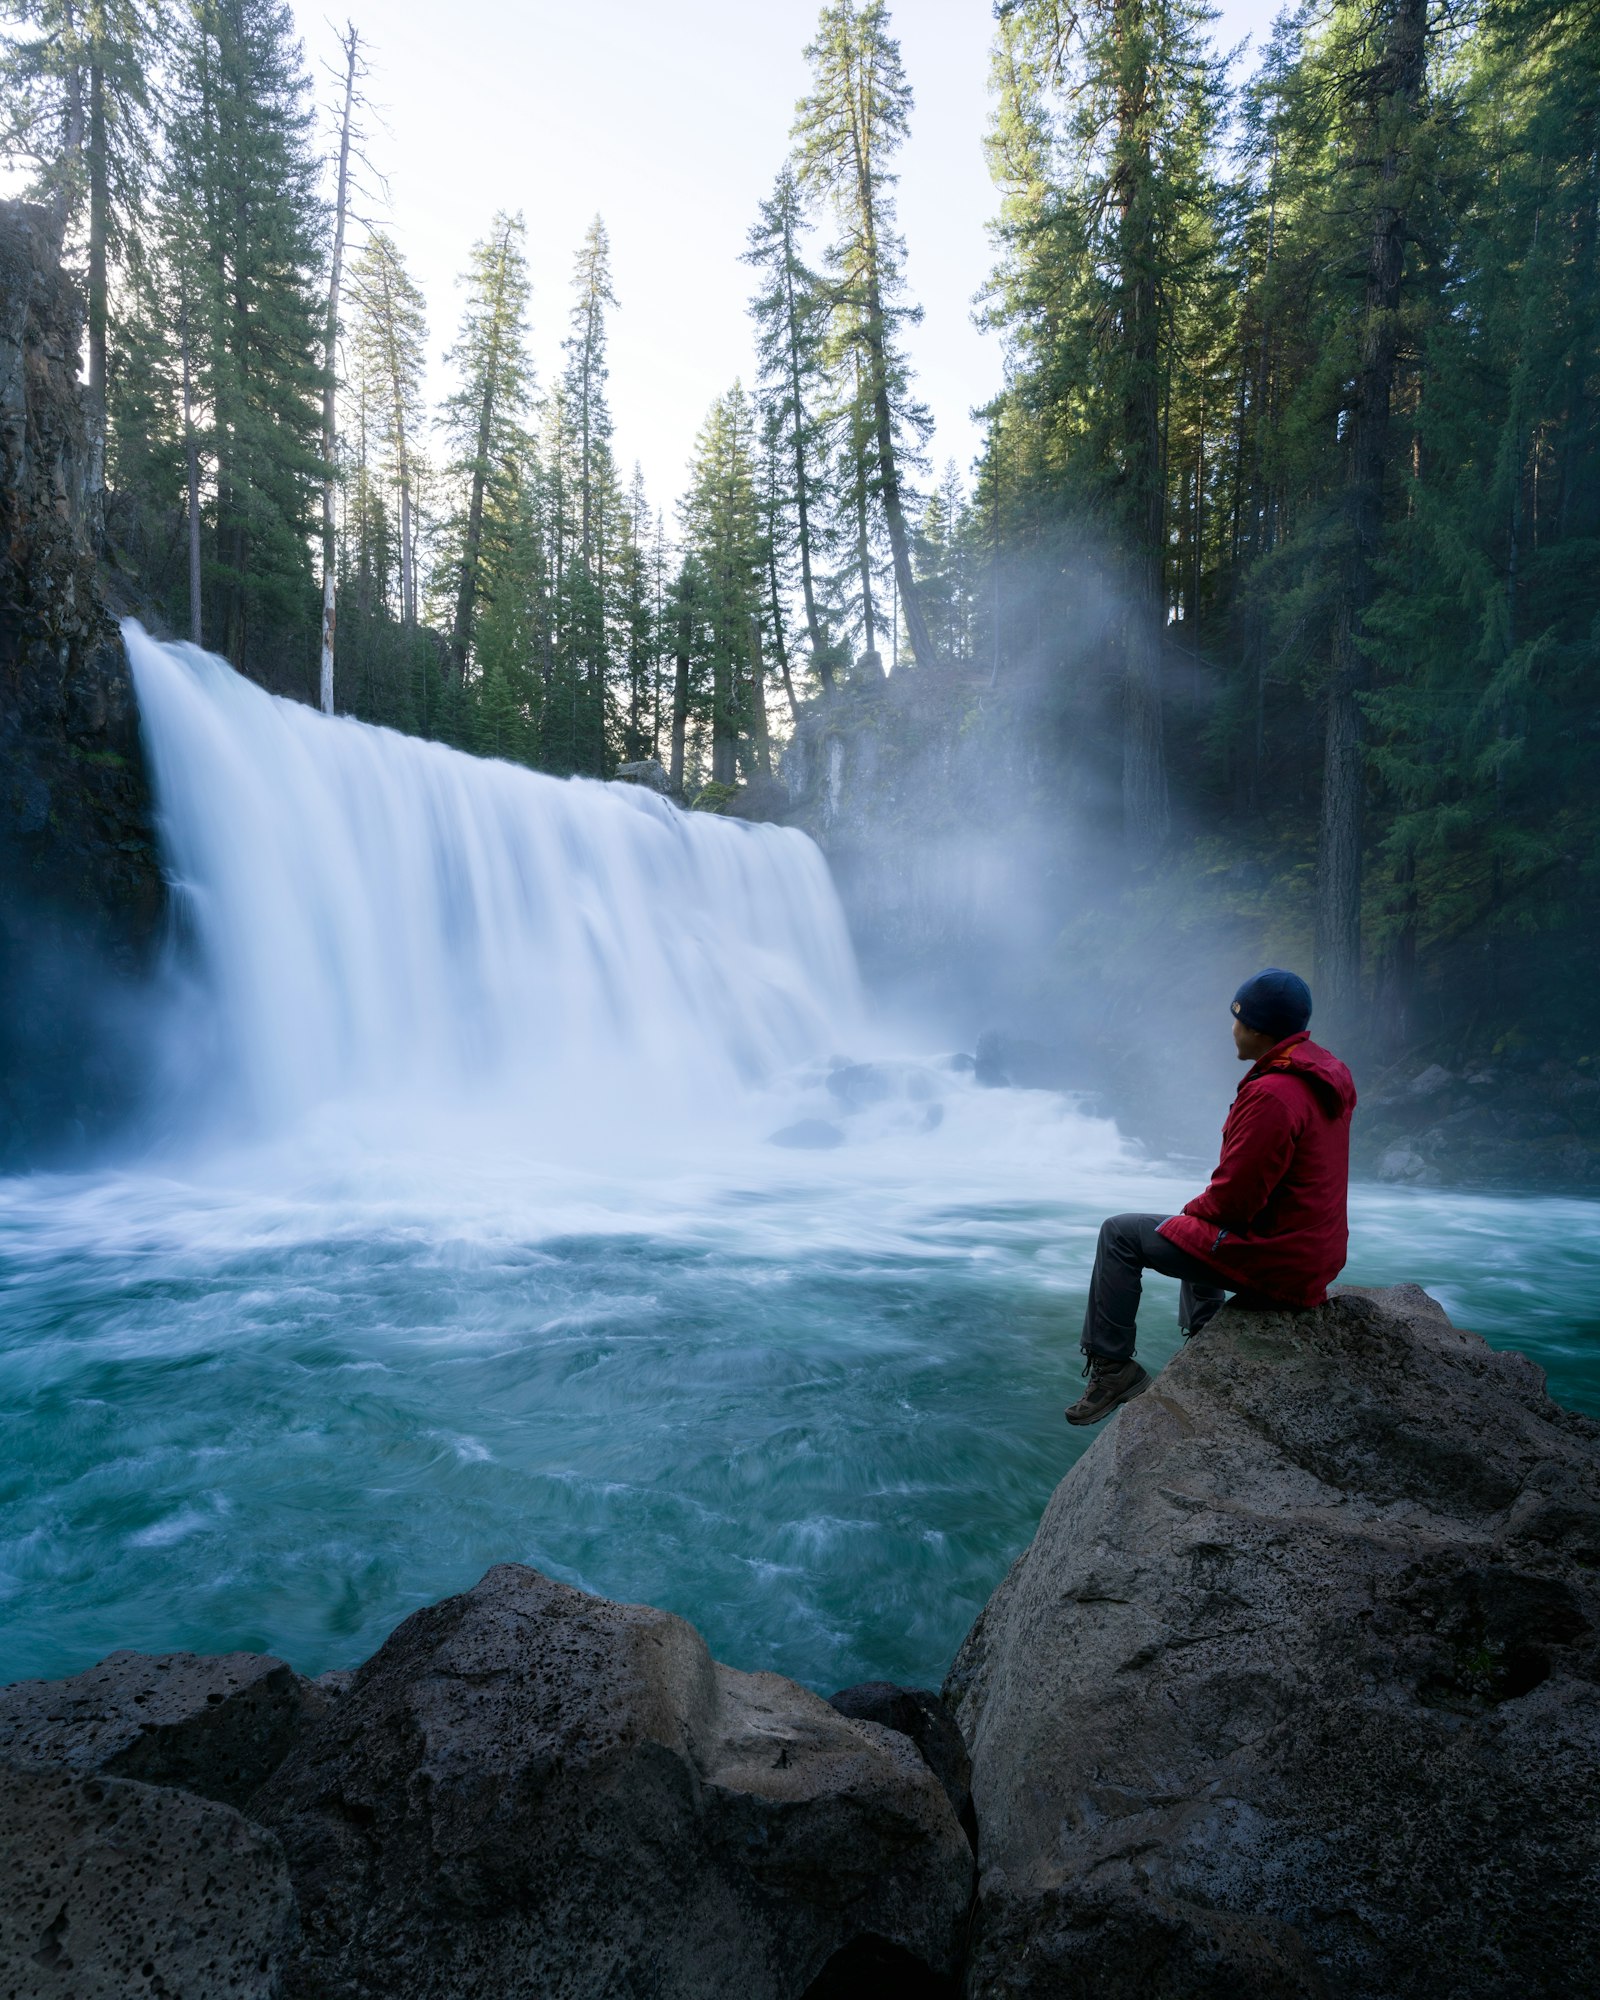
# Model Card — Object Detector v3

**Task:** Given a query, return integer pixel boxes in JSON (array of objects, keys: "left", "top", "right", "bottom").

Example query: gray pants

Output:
[{"left": 1081, "top": 1212, "right": 1228, "bottom": 1363}]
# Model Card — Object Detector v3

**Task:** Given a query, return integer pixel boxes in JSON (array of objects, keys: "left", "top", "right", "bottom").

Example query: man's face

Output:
[{"left": 1232, "top": 1013, "right": 1273, "bottom": 1062}]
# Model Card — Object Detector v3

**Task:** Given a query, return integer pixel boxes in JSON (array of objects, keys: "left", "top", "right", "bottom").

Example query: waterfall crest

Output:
[{"left": 124, "top": 623, "right": 860, "bottom": 1138}]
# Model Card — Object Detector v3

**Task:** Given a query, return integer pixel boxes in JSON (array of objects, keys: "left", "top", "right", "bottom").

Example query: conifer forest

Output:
[{"left": 3, "top": 0, "right": 1597, "bottom": 1059}]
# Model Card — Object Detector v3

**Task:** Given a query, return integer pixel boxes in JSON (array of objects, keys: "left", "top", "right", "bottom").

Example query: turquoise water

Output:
[{"left": 3, "top": 1094, "right": 1596, "bottom": 1695}]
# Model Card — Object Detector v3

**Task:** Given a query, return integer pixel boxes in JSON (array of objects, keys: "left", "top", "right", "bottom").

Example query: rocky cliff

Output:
[{"left": 0, "top": 200, "right": 163, "bottom": 1163}]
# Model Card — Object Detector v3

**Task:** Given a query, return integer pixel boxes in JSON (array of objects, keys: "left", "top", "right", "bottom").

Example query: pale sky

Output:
[{"left": 291, "top": 0, "right": 1284, "bottom": 521}]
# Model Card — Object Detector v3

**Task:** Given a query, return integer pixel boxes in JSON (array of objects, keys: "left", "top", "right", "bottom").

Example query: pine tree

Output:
[
  {"left": 982, "top": 0, "right": 1227, "bottom": 857},
  {"left": 439, "top": 209, "right": 533, "bottom": 683},
  {"left": 347, "top": 227, "right": 428, "bottom": 635},
  {"left": 745, "top": 163, "right": 839, "bottom": 687},
  {"left": 1, "top": 0, "right": 164, "bottom": 465},
  {"left": 680, "top": 384, "right": 766, "bottom": 785},
  {"left": 559, "top": 215, "right": 620, "bottom": 773},
  {"left": 159, "top": 0, "right": 326, "bottom": 676},
  {"left": 794, "top": 0, "right": 936, "bottom": 667}
]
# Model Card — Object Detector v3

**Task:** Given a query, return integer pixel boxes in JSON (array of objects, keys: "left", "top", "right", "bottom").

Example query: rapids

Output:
[{"left": 1, "top": 629, "right": 1595, "bottom": 1692}]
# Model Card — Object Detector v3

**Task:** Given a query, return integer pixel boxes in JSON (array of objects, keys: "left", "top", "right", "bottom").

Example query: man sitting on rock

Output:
[{"left": 1066, "top": 968, "right": 1358, "bottom": 1426}]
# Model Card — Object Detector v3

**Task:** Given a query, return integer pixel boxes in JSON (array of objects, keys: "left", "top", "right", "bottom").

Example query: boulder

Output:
[
  {"left": 0, "top": 1763, "right": 296, "bottom": 1999},
  {"left": 973, "top": 1031, "right": 1084, "bottom": 1094},
  {"left": 615, "top": 758, "right": 672, "bottom": 794},
  {"left": 827, "top": 1061, "right": 894, "bottom": 1111},
  {"left": 719, "top": 771, "right": 793, "bottom": 823},
  {"left": 770, "top": 1118, "right": 846, "bottom": 1149},
  {"left": 250, "top": 1563, "right": 973, "bottom": 2000},
  {"left": 946, "top": 1285, "right": 1600, "bottom": 2000},
  {"left": 827, "top": 1683, "right": 975, "bottom": 1847},
  {"left": 0, "top": 1647, "right": 330, "bottom": 1809}
]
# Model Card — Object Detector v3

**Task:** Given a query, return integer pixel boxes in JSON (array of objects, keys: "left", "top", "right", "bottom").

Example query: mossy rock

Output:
[{"left": 689, "top": 782, "right": 740, "bottom": 814}]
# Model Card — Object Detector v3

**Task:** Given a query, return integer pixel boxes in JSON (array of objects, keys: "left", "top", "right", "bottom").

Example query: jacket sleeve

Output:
[{"left": 1182, "top": 1079, "right": 1302, "bottom": 1230}]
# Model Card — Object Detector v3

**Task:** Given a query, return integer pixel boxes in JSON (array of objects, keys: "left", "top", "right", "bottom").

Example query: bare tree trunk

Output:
[
  {"left": 670, "top": 592, "right": 691, "bottom": 793},
  {"left": 319, "top": 25, "right": 360, "bottom": 715},
  {"left": 748, "top": 611, "right": 771, "bottom": 775},
  {"left": 86, "top": 56, "right": 107, "bottom": 498},
  {"left": 863, "top": 276, "right": 936, "bottom": 668},
  {"left": 767, "top": 542, "right": 799, "bottom": 722},
  {"left": 1112, "top": 0, "right": 1169, "bottom": 859},
  {"left": 779, "top": 208, "right": 830, "bottom": 687},
  {"left": 1314, "top": 0, "right": 1428, "bottom": 1019},
  {"left": 182, "top": 297, "right": 202, "bottom": 645}
]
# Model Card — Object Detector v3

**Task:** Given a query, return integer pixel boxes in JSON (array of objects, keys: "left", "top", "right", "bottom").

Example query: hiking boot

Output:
[{"left": 1064, "top": 1354, "right": 1151, "bottom": 1426}]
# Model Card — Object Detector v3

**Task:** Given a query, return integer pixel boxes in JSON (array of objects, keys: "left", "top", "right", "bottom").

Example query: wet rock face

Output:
[
  {"left": 946, "top": 1284, "right": 1600, "bottom": 2000},
  {"left": 0, "top": 1648, "right": 331, "bottom": 1810},
  {"left": 0, "top": 199, "right": 162, "bottom": 1164},
  {"left": 0, "top": 1764, "right": 296, "bottom": 2000},
  {"left": 250, "top": 1563, "right": 973, "bottom": 2000}
]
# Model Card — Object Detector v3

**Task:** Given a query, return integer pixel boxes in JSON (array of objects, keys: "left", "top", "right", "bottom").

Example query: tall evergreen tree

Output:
[
  {"left": 159, "top": 0, "right": 325, "bottom": 674},
  {"left": 680, "top": 384, "right": 766, "bottom": 785},
  {"left": 348, "top": 227, "right": 428, "bottom": 630},
  {"left": 439, "top": 209, "right": 532, "bottom": 683},
  {"left": 745, "top": 162, "right": 839, "bottom": 686},
  {"left": 794, "top": 0, "right": 937, "bottom": 667}
]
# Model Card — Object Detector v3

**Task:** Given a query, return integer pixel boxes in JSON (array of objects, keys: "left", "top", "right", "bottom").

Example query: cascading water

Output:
[
  {"left": 124, "top": 623, "right": 860, "bottom": 1140},
  {"left": 0, "top": 627, "right": 1595, "bottom": 1695}
]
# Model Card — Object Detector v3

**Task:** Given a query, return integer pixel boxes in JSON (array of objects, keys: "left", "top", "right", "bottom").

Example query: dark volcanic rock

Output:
[
  {"left": 0, "top": 200, "right": 162, "bottom": 1163},
  {"left": 0, "top": 1647, "right": 331, "bottom": 1809},
  {"left": 250, "top": 1562, "right": 973, "bottom": 2000},
  {"left": 827, "top": 1682, "right": 975, "bottom": 1847},
  {"left": 946, "top": 1284, "right": 1600, "bottom": 2000},
  {"left": 0, "top": 1763, "right": 296, "bottom": 1999}
]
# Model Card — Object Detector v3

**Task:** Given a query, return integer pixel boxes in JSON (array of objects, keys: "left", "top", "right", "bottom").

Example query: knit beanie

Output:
[{"left": 1231, "top": 967, "right": 1313, "bottom": 1039}]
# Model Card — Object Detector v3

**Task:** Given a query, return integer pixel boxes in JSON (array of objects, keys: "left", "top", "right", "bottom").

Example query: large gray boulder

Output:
[
  {"left": 0, "top": 1647, "right": 329, "bottom": 1809},
  {"left": 251, "top": 1562, "right": 973, "bottom": 2000},
  {"left": 0, "top": 1763, "right": 296, "bottom": 1999},
  {"left": 946, "top": 1285, "right": 1600, "bottom": 1999}
]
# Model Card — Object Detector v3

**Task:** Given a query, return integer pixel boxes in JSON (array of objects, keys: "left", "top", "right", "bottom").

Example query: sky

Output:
[
  {"left": 0, "top": 2, "right": 1279, "bottom": 518},
  {"left": 283, "top": 0, "right": 1284, "bottom": 519}
]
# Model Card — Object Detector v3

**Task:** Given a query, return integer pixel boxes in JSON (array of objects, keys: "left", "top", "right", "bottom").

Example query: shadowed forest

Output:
[{"left": 3, "top": 0, "right": 1596, "bottom": 1064}]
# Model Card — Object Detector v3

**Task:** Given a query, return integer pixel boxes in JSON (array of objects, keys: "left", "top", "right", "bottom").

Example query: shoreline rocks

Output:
[
  {"left": 4, "top": 1286, "right": 1596, "bottom": 1997},
  {"left": 1, "top": 1568, "right": 973, "bottom": 2000},
  {"left": 946, "top": 1284, "right": 1600, "bottom": 1999}
]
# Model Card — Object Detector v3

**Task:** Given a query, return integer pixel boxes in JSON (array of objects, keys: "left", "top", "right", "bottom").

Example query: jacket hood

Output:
[{"left": 1247, "top": 1031, "right": 1358, "bottom": 1115}]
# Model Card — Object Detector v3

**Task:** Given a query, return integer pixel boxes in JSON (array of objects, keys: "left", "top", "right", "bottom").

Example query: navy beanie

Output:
[{"left": 1232, "top": 967, "right": 1313, "bottom": 1039}]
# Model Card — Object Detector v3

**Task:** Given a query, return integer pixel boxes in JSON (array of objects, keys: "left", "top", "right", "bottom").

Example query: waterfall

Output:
[{"left": 124, "top": 623, "right": 861, "bottom": 1139}]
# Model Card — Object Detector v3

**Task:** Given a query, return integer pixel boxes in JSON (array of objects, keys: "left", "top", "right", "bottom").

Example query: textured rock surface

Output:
[
  {"left": 946, "top": 1284, "right": 1600, "bottom": 2000},
  {"left": 827, "top": 1681, "right": 975, "bottom": 1847},
  {"left": 251, "top": 1563, "right": 973, "bottom": 2000},
  {"left": 0, "top": 1763, "right": 296, "bottom": 2000},
  {"left": 0, "top": 199, "right": 162, "bottom": 1164},
  {"left": 0, "top": 1648, "right": 330, "bottom": 1809}
]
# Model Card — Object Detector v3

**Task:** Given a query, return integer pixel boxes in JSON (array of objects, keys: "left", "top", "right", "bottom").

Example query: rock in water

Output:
[
  {"left": 251, "top": 1563, "right": 972, "bottom": 2000},
  {"left": 945, "top": 1284, "right": 1600, "bottom": 2000},
  {"left": 0, "top": 1765, "right": 296, "bottom": 1999}
]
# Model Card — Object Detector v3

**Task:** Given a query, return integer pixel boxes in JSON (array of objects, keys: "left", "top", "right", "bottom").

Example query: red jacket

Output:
[{"left": 1157, "top": 1031, "right": 1357, "bottom": 1308}]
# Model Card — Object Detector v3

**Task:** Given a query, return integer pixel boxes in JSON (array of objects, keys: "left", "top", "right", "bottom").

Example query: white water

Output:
[
  {"left": 2, "top": 627, "right": 1593, "bottom": 1693},
  {"left": 125, "top": 622, "right": 862, "bottom": 1143}
]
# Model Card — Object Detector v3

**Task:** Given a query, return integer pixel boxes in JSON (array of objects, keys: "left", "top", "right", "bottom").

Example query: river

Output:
[{"left": 2, "top": 631, "right": 1594, "bottom": 1694}]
